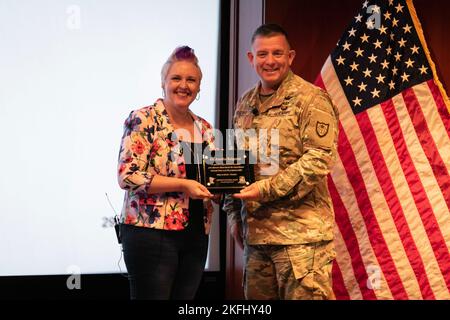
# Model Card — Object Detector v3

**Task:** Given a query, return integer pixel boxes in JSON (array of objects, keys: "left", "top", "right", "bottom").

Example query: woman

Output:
[{"left": 117, "top": 46, "right": 216, "bottom": 299}]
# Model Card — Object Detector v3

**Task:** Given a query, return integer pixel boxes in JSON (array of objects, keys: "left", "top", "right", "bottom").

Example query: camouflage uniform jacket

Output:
[{"left": 223, "top": 71, "right": 339, "bottom": 245}]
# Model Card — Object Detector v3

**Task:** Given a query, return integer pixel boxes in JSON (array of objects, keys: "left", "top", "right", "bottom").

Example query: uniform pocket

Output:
[
  {"left": 286, "top": 241, "right": 335, "bottom": 280},
  {"left": 286, "top": 241, "right": 336, "bottom": 299}
]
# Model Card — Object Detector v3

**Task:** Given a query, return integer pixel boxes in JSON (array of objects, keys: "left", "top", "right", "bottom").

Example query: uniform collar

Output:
[{"left": 247, "top": 70, "right": 295, "bottom": 114}]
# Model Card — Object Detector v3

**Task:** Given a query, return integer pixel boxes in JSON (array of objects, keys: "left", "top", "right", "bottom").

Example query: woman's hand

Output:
[{"left": 181, "top": 179, "right": 213, "bottom": 200}]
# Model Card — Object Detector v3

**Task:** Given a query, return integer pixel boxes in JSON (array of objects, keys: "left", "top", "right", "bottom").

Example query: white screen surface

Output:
[{"left": 0, "top": 0, "right": 220, "bottom": 276}]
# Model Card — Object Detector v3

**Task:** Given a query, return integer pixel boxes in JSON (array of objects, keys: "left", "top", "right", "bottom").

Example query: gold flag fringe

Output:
[{"left": 407, "top": 0, "right": 450, "bottom": 113}]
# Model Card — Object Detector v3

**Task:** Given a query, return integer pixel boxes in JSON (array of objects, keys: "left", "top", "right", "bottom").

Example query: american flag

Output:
[{"left": 315, "top": 0, "right": 450, "bottom": 299}]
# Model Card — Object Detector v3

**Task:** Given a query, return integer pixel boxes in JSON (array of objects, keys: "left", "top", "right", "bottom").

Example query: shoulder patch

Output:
[{"left": 316, "top": 121, "right": 330, "bottom": 138}]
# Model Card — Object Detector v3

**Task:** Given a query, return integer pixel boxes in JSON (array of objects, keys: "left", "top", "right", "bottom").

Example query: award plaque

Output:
[{"left": 200, "top": 150, "right": 255, "bottom": 193}]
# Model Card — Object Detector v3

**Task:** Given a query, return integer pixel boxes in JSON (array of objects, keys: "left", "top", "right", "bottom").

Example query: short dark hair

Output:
[{"left": 251, "top": 23, "right": 290, "bottom": 46}]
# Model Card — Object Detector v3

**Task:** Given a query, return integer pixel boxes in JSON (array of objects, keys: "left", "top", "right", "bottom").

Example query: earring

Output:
[
  {"left": 162, "top": 89, "right": 166, "bottom": 99},
  {"left": 195, "top": 92, "right": 200, "bottom": 101}
]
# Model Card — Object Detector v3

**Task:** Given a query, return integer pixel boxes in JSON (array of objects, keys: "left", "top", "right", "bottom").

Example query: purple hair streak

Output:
[
  {"left": 174, "top": 46, "right": 196, "bottom": 60},
  {"left": 161, "top": 45, "right": 202, "bottom": 83}
]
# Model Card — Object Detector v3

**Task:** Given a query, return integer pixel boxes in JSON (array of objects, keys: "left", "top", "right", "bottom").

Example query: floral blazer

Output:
[{"left": 117, "top": 99, "right": 216, "bottom": 234}]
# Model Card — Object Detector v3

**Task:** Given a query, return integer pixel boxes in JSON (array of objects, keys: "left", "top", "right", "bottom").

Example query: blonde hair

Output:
[{"left": 161, "top": 46, "right": 203, "bottom": 85}]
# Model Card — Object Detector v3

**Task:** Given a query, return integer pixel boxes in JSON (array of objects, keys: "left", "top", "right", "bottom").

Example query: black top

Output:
[{"left": 179, "top": 141, "right": 206, "bottom": 235}]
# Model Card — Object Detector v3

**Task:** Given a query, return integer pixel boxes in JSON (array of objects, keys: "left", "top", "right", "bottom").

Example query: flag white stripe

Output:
[
  {"left": 392, "top": 94, "right": 450, "bottom": 250},
  {"left": 320, "top": 58, "right": 393, "bottom": 299},
  {"left": 333, "top": 226, "right": 364, "bottom": 300},
  {"left": 322, "top": 57, "right": 422, "bottom": 298},
  {"left": 366, "top": 105, "right": 450, "bottom": 299},
  {"left": 412, "top": 83, "right": 450, "bottom": 174},
  {"left": 332, "top": 155, "right": 393, "bottom": 300}
]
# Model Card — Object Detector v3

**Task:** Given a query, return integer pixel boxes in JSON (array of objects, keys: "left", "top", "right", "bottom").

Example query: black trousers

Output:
[{"left": 120, "top": 223, "right": 208, "bottom": 300}]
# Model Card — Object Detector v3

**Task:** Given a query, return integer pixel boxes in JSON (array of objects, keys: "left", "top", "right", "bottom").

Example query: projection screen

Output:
[{"left": 0, "top": 0, "right": 221, "bottom": 275}]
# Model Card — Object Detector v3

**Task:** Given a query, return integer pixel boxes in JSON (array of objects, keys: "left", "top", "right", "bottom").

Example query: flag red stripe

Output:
[
  {"left": 381, "top": 99, "right": 450, "bottom": 291},
  {"left": 356, "top": 110, "right": 435, "bottom": 299},
  {"left": 337, "top": 124, "right": 409, "bottom": 299},
  {"left": 314, "top": 74, "right": 326, "bottom": 90},
  {"left": 327, "top": 177, "right": 377, "bottom": 300},
  {"left": 331, "top": 259, "right": 351, "bottom": 300},
  {"left": 402, "top": 88, "right": 450, "bottom": 210},
  {"left": 426, "top": 80, "right": 450, "bottom": 140},
  {"left": 317, "top": 74, "right": 375, "bottom": 299}
]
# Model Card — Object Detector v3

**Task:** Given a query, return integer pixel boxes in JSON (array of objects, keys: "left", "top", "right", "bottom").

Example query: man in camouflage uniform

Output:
[{"left": 223, "top": 24, "right": 339, "bottom": 300}]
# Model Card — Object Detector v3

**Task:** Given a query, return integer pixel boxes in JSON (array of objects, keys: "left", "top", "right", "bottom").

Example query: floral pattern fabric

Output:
[{"left": 117, "top": 99, "right": 215, "bottom": 234}]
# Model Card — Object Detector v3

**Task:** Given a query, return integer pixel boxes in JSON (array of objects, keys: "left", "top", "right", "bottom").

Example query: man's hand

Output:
[
  {"left": 230, "top": 222, "right": 244, "bottom": 250},
  {"left": 232, "top": 183, "right": 262, "bottom": 201}
]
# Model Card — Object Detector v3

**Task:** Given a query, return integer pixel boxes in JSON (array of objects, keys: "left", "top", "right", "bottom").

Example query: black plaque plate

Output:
[{"left": 200, "top": 150, "right": 254, "bottom": 193}]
